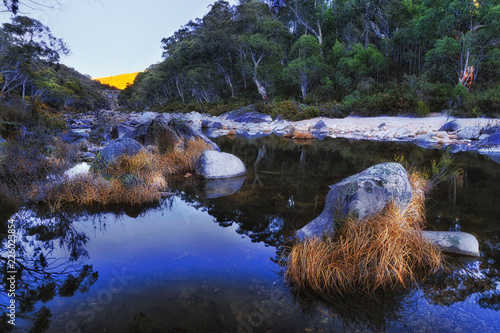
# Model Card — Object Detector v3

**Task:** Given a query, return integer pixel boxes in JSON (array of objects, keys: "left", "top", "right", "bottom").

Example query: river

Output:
[{"left": 1, "top": 135, "right": 500, "bottom": 332}]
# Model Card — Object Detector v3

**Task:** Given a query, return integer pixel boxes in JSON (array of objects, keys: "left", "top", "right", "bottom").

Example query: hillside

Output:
[{"left": 94, "top": 72, "right": 141, "bottom": 90}]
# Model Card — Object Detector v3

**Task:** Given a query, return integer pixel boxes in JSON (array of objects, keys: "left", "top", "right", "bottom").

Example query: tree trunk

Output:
[{"left": 254, "top": 77, "right": 268, "bottom": 101}]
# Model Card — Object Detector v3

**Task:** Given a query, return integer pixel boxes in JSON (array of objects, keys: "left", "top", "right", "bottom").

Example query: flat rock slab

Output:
[
  {"left": 195, "top": 150, "right": 246, "bottom": 179},
  {"left": 421, "top": 231, "right": 480, "bottom": 257}
]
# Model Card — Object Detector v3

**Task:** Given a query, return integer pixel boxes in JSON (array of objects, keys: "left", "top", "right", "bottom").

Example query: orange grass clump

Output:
[
  {"left": 293, "top": 132, "right": 315, "bottom": 140},
  {"left": 158, "top": 138, "right": 213, "bottom": 175},
  {"left": 285, "top": 171, "right": 442, "bottom": 294},
  {"left": 30, "top": 138, "right": 212, "bottom": 210}
]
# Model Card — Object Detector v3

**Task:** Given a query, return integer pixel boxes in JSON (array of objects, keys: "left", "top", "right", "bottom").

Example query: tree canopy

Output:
[
  {"left": 0, "top": 16, "right": 108, "bottom": 110},
  {"left": 119, "top": 0, "right": 500, "bottom": 117}
]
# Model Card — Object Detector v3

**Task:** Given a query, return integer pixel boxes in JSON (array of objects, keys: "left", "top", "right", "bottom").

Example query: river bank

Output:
[{"left": 65, "top": 109, "right": 500, "bottom": 164}]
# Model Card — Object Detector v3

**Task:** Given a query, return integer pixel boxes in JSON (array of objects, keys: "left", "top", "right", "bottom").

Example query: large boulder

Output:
[
  {"left": 201, "top": 120, "right": 224, "bottom": 129},
  {"left": 297, "top": 163, "right": 413, "bottom": 239},
  {"left": 127, "top": 115, "right": 180, "bottom": 150},
  {"left": 128, "top": 116, "right": 219, "bottom": 152},
  {"left": 195, "top": 150, "right": 246, "bottom": 179},
  {"left": 224, "top": 107, "right": 272, "bottom": 123},
  {"left": 421, "top": 231, "right": 480, "bottom": 257},
  {"left": 168, "top": 119, "right": 219, "bottom": 151},
  {"left": 457, "top": 126, "right": 483, "bottom": 140},
  {"left": 90, "top": 137, "right": 143, "bottom": 173},
  {"left": 110, "top": 124, "right": 134, "bottom": 140},
  {"left": 439, "top": 120, "right": 463, "bottom": 132},
  {"left": 479, "top": 128, "right": 500, "bottom": 147}
]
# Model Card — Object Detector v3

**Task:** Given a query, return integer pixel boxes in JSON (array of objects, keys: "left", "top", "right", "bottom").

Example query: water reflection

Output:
[
  {"left": 1, "top": 135, "right": 499, "bottom": 332},
  {"left": 0, "top": 209, "right": 98, "bottom": 331}
]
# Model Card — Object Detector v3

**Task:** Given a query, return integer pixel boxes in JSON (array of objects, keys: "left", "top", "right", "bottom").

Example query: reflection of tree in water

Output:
[
  {"left": 0, "top": 208, "right": 98, "bottom": 332},
  {"left": 420, "top": 239, "right": 500, "bottom": 311},
  {"left": 174, "top": 135, "right": 500, "bottom": 327},
  {"left": 172, "top": 135, "right": 448, "bottom": 248},
  {"left": 0, "top": 196, "right": 175, "bottom": 332}
]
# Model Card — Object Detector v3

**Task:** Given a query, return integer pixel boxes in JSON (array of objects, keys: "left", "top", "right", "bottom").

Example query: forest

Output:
[
  {"left": 0, "top": 15, "right": 108, "bottom": 116},
  {"left": 120, "top": 0, "right": 500, "bottom": 118}
]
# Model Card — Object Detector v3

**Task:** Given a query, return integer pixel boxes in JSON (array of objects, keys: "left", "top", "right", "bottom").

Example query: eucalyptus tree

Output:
[
  {"left": 1, "top": 0, "right": 65, "bottom": 15},
  {"left": 267, "top": 0, "right": 334, "bottom": 46},
  {"left": 283, "top": 34, "right": 323, "bottom": 100},
  {"left": 235, "top": 0, "right": 290, "bottom": 100},
  {"left": 198, "top": 0, "right": 238, "bottom": 98},
  {"left": 423, "top": 0, "right": 500, "bottom": 88},
  {"left": 0, "top": 16, "right": 69, "bottom": 99}
]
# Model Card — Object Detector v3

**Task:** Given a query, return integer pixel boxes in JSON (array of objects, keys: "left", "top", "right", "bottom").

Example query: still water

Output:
[{"left": 1, "top": 135, "right": 500, "bottom": 332}]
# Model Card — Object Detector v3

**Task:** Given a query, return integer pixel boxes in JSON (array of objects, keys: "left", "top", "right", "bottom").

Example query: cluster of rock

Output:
[
  {"left": 61, "top": 112, "right": 248, "bottom": 188},
  {"left": 296, "top": 163, "right": 480, "bottom": 257},
  {"left": 64, "top": 108, "right": 500, "bottom": 165}
]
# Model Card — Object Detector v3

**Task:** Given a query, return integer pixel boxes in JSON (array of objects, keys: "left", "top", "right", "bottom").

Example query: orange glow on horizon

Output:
[{"left": 94, "top": 72, "right": 141, "bottom": 90}]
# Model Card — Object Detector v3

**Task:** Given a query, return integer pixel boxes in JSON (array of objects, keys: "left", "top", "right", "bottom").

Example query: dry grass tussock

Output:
[
  {"left": 30, "top": 138, "right": 212, "bottom": 210},
  {"left": 159, "top": 138, "right": 212, "bottom": 175},
  {"left": 285, "top": 171, "right": 442, "bottom": 295}
]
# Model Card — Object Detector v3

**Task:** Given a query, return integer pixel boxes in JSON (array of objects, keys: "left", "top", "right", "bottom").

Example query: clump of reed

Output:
[
  {"left": 32, "top": 174, "right": 163, "bottom": 210},
  {"left": 30, "top": 138, "right": 213, "bottom": 210},
  {"left": 158, "top": 137, "right": 213, "bottom": 175},
  {"left": 285, "top": 171, "right": 442, "bottom": 295}
]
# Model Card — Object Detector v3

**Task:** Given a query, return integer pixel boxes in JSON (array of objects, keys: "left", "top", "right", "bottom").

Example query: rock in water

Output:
[
  {"left": 297, "top": 162, "right": 412, "bottom": 239},
  {"left": 421, "top": 231, "right": 480, "bottom": 257},
  {"left": 479, "top": 128, "right": 500, "bottom": 147},
  {"left": 195, "top": 150, "right": 246, "bottom": 179},
  {"left": 90, "top": 137, "right": 143, "bottom": 173}
]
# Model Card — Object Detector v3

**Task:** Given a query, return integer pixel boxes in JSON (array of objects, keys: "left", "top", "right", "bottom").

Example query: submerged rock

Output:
[
  {"left": 297, "top": 163, "right": 412, "bottom": 239},
  {"left": 195, "top": 150, "right": 246, "bottom": 179},
  {"left": 421, "top": 231, "right": 480, "bottom": 257},
  {"left": 90, "top": 137, "right": 143, "bottom": 173}
]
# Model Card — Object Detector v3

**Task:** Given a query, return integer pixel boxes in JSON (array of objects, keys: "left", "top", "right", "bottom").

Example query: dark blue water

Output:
[{"left": 2, "top": 135, "right": 500, "bottom": 332}]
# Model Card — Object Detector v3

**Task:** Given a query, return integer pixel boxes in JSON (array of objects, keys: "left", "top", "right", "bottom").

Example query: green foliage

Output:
[
  {"left": 416, "top": 101, "right": 430, "bottom": 117},
  {"left": 39, "top": 110, "right": 67, "bottom": 131},
  {"left": 256, "top": 99, "right": 319, "bottom": 121},
  {"left": 118, "top": 0, "right": 500, "bottom": 117},
  {"left": 0, "top": 16, "right": 108, "bottom": 111}
]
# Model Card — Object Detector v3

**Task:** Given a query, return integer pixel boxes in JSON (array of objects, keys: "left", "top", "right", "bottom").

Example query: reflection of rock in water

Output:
[
  {"left": 287, "top": 279, "right": 415, "bottom": 333},
  {"left": 202, "top": 176, "right": 245, "bottom": 199},
  {"left": 487, "top": 154, "right": 500, "bottom": 164}
]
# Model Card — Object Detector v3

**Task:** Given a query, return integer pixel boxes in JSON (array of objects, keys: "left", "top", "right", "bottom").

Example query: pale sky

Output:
[{"left": 1, "top": 0, "right": 239, "bottom": 78}]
